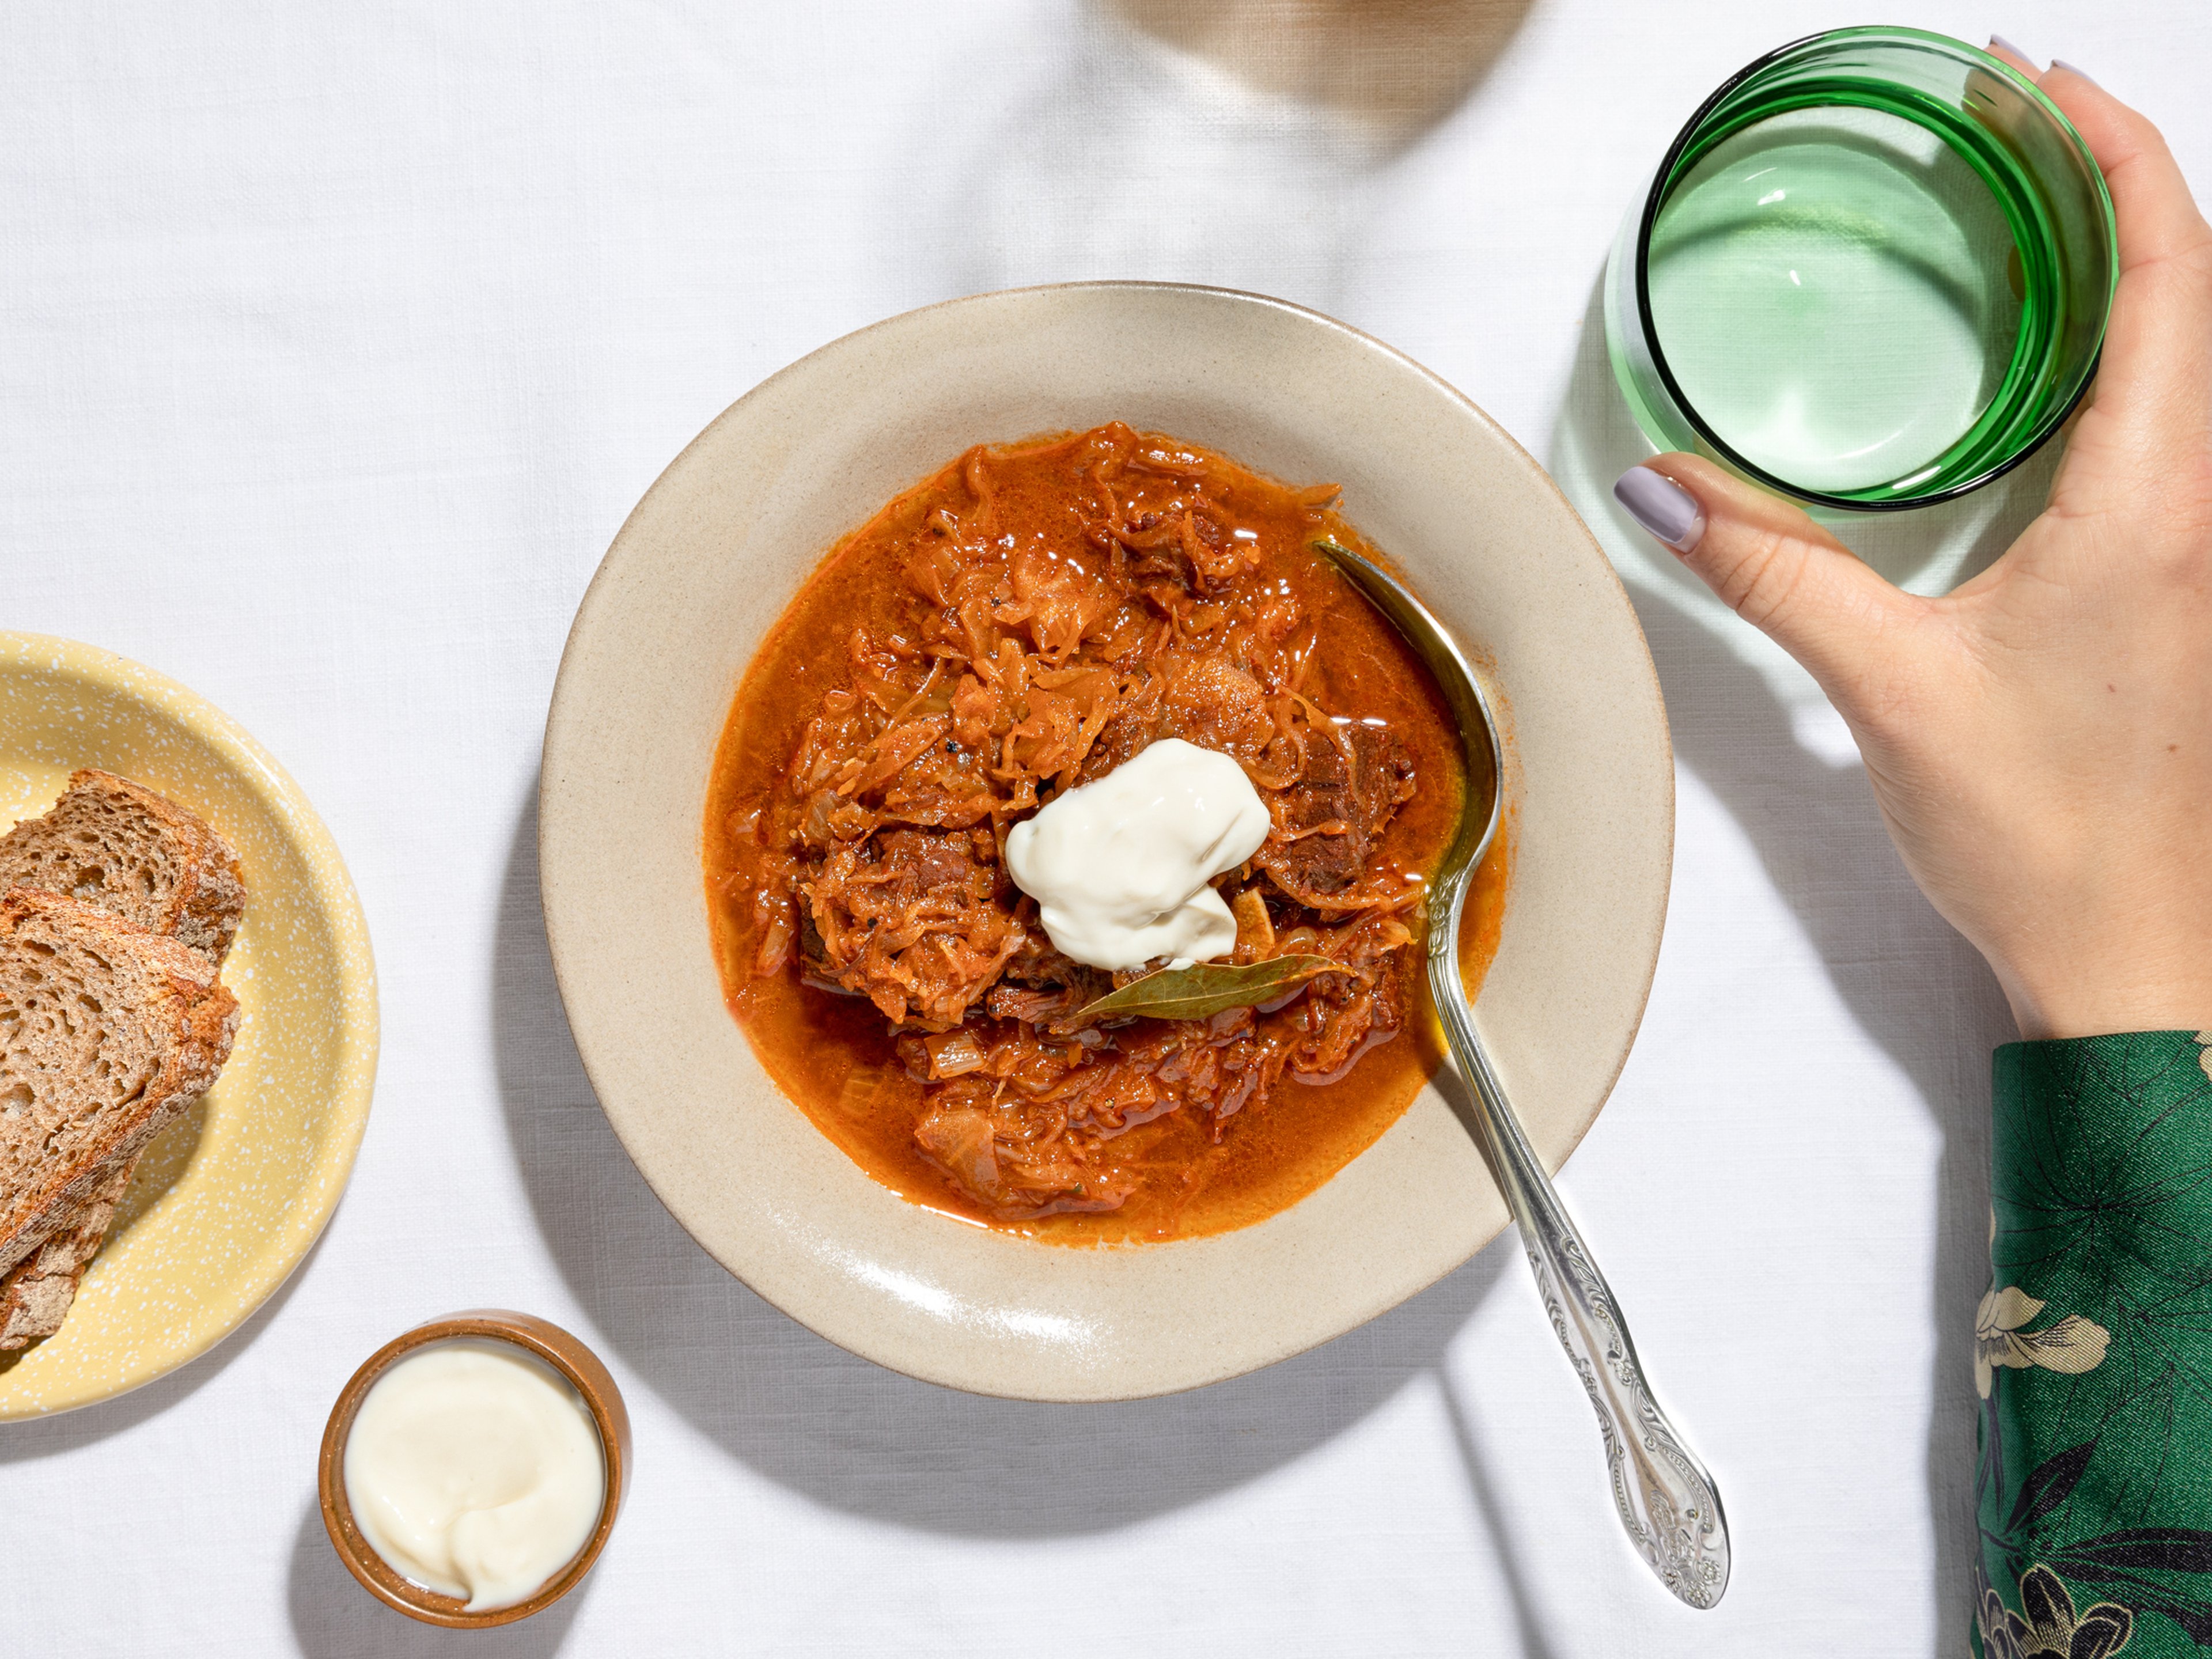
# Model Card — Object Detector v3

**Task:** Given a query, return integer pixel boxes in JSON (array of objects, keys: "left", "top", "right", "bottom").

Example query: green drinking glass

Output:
[{"left": 1603, "top": 27, "right": 2116, "bottom": 511}]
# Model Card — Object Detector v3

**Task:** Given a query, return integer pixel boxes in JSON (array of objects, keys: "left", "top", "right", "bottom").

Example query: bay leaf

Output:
[{"left": 1069, "top": 955, "right": 1336, "bottom": 1025}]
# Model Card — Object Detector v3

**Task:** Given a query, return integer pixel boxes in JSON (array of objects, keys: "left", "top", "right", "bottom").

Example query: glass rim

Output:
[{"left": 1631, "top": 25, "right": 2116, "bottom": 513}]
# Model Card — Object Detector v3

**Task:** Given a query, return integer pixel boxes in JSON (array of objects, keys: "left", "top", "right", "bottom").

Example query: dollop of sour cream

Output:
[
  {"left": 1005, "top": 737, "right": 1271, "bottom": 971},
  {"left": 343, "top": 1339, "right": 607, "bottom": 1613}
]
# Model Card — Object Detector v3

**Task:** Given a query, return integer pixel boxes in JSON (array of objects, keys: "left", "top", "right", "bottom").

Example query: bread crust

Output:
[
  {"left": 0, "top": 775, "right": 247, "bottom": 1346},
  {"left": 0, "top": 768, "right": 245, "bottom": 966},
  {"left": 0, "top": 1154, "right": 136, "bottom": 1349},
  {"left": 0, "top": 888, "right": 238, "bottom": 1279}
]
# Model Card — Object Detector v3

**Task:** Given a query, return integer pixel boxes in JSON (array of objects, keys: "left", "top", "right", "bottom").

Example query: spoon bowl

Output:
[{"left": 1312, "top": 539, "right": 1503, "bottom": 892}]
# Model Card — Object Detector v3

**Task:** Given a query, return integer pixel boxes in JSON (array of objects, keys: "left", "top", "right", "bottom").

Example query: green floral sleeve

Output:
[{"left": 1975, "top": 1031, "right": 2212, "bottom": 1658}]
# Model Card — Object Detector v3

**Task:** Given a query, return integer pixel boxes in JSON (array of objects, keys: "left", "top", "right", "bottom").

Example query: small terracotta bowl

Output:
[{"left": 318, "top": 1310, "right": 631, "bottom": 1628}]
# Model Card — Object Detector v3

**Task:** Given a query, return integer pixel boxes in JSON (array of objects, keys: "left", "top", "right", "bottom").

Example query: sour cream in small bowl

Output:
[{"left": 319, "top": 1310, "right": 630, "bottom": 1628}]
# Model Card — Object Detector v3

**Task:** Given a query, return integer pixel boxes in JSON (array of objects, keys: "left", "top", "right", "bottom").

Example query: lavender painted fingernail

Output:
[
  {"left": 1988, "top": 34, "right": 2037, "bottom": 66},
  {"left": 1613, "top": 467, "right": 1707, "bottom": 552},
  {"left": 2051, "top": 59, "right": 2099, "bottom": 86}
]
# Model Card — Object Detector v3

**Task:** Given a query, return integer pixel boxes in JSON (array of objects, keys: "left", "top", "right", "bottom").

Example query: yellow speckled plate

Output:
[{"left": 0, "top": 634, "right": 377, "bottom": 1418}]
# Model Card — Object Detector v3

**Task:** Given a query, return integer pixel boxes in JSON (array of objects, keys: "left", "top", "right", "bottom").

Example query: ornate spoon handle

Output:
[{"left": 1430, "top": 948, "right": 1730, "bottom": 1609}]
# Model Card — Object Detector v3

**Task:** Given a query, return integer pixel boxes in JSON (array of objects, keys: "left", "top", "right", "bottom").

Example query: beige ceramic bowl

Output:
[
  {"left": 319, "top": 1310, "right": 630, "bottom": 1628},
  {"left": 541, "top": 283, "right": 1672, "bottom": 1401},
  {"left": 0, "top": 633, "right": 378, "bottom": 1418}
]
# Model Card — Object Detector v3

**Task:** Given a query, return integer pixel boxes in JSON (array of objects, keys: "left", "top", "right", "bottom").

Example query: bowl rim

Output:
[
  {"left": 0, "top": 630, "right": 380, "bottom": 1420},
  {"left": 316, "top": 1309, "right": 631, "bottom": 1629},
  {"left": 540, "top": 279, "right": 1675, "bottom": 1399}
]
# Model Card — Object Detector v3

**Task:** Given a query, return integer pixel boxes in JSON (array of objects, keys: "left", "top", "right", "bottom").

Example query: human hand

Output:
[{"left": 1612, "top": 51, "right": 2212, "bottom": 1040}]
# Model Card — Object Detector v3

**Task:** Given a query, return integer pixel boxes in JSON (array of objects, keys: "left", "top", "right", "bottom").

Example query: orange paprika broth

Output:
[{"left": 705, "top": 425, "right": 1506, "bottom": 1244}]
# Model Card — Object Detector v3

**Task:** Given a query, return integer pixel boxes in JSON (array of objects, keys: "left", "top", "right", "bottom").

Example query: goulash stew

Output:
[{"left": 706, "top": 425, "right": 1505, "bottom": 1243}]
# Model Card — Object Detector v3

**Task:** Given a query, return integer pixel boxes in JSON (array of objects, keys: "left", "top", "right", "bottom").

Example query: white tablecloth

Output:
[{"left": 6, "top": 4, "right": 2206, "bottom": 1653}]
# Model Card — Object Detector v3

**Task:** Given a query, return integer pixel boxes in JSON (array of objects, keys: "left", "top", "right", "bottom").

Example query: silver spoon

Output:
[{"left": 1317, "top": 538, "right": 1730, "bottom": 1610}]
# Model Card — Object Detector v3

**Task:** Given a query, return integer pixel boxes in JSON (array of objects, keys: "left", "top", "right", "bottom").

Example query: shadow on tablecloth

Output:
[
  {"left": 493, "top": 788, "right": 1537, "bottom": 1544},
  {"left": 1546, "top": 271, "right": 2031, "bottom": 1641},
  {"left": 0, "top": 1223, "right": 326, "bottom": 1462},
  {"left": 877, "top": 0, "right": 1533, "bottom": 316},
  {"left": 286, "top": 1492, "right": 590, "bottom": 1658}
]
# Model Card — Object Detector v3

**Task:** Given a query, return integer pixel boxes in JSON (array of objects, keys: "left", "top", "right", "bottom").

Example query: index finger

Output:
[
  {"left": 2036, "top": 65, "right": 2212, "bottom": 460},
  {"left": 2039, "top": 65, "right": 2212, "bottom": 281}
]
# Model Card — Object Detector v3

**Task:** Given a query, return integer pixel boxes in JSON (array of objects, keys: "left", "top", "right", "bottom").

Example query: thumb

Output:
[{"left": 1613, "top": 454, "right": 1919, "bottom": 703}]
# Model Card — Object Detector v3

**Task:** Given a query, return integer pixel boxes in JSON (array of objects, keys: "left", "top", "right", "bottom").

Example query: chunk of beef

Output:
[
  {"left": 1257, "top": 723, "right": 1415, "bottom": 907},
  {"left": 999, "top": 933, "right": 1110, "bottom": 994},
  {"left": 1073, "top": 652, "right": 1272, "bottom": 785},
  {"left": 1158, "top": 654, "right": 1272, "bottom": 757},
  {"left": 1075, "top": 707, "right": 1156, "bottom": 785}
]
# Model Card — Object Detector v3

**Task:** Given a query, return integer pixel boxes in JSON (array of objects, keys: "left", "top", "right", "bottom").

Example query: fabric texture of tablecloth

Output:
[{"left": 2, "top": 3, "right": 2207, "bottom": 1654}]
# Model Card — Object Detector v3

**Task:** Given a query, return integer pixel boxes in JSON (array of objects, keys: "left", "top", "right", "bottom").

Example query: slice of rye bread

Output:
[
  {"left": 0, "top": 775, "right": 244, "bottom": 1346},
  {"left": 0, "top": 889, "right": 238, "bottom": 1316},
  {"left": 0, "top": 768, "right": 244, "bottom": 965},
  {"left": 0, "top": 1154, "right": 135, "bottom": 1349}
]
